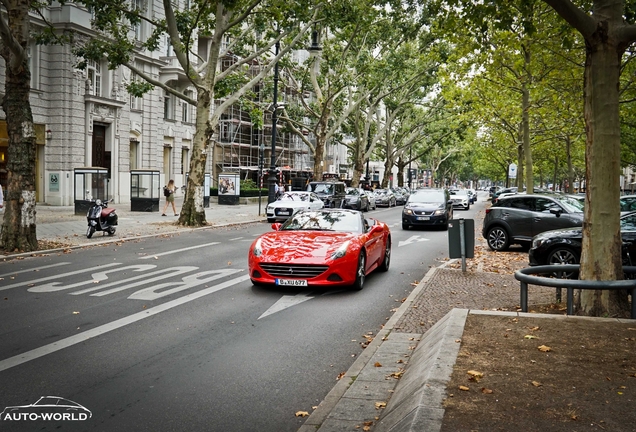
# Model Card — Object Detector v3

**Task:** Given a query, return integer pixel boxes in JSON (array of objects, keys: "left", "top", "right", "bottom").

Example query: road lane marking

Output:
[
  {"left": 0, "top": 263, "right": 122, "bottom": 292},
  {"left": 0, "top": 274, "right": 251, "bottom": 372},
  {"left": 75, "top": 266, "right": 198, "bottom": 296},
  {"left": 258, "top": 292, "right": 314, "bottom": 319},
  {"left": 229, "top": 237, "right": 243, "bottom": 241},
  {"left": 0, "top": 262, "right": 70, "bottom": 278},
  {"left": 398, "top": 235, "right": 430, "bottom": 247},
  {"left": 138, "top": 242, "right": 220, "bottom": 259},
  {"left": 28, "top": 265, "right": 156, "bottom": 293},
  {"left": 129, "top": 269, "right": 244, "bottom": 300}
]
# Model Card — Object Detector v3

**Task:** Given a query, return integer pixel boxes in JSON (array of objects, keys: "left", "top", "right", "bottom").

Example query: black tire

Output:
[
  {"left": 107, "top": 227, "right": 116, "bottom": 236},
  {"left": 486, "top": 226, "right": 510, "bottom": 251},
  {"left": 466, "top": 204, "right": 470, "bottom": 210},
  {"left": 379, "top": 239, "right": 391, "bottom": 272},
  {"left": 402, "top": 223, "right": 410, "bottom": 230},
  {"left": 267, "top": 218, "right": 275, "bottom": 223},
  {"left": 351, "top": 252, "right": 366, "bottom": 291},
  {"left": 86, "top": 226, "right": 95, "bottom": 239},
  {"left": 330, "top": 202, "right": 336, "bottom": 208}
]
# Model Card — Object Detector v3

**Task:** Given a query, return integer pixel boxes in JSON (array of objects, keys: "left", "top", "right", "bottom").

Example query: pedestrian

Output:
[
  {"left": 162, "top": 179, "right": 179, "bottom": 216},
  {"left": 0, "top": 183, "right": 3, "bottom": 210},
  {"left": 275, "top": 182, "right": 281, "bottom": 198}
]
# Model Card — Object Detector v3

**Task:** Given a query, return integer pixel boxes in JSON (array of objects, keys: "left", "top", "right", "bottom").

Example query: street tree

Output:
[
  {"left": 78, "top": 0, "right": 317, "bottom": 226},
  {"left": 543, "top": 0, "right": 636, "bottom": 316},
  {"left": 0, "top": 0, "right": 39, "bottom": 251}
]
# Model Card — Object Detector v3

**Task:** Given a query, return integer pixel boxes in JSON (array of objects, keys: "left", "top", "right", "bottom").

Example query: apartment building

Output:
[{"left": 0, "top": 1, "right": 314, "bottom": 206}]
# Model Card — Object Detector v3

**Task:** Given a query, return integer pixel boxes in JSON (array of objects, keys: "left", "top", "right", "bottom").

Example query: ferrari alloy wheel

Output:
[
  {"left": 487, "top": 226, "right": 510, "bottom": 251},
  {"left": 379, "top": 239, "right": 391, "bottom": 272},
  {"left": 86, "top": 226, "right": 95, "bottom": 239},
  {"left": 352, "top": 252, "right": 366, "bottom": 291}
]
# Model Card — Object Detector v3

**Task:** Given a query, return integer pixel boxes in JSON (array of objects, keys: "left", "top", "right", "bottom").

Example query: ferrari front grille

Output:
[{"left": 260, "top": 263, "right": 329, "bottom": 278}]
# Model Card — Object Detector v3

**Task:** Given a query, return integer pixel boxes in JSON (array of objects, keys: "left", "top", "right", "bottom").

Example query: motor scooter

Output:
[{"left": 86, "top": 199, "right": 118, "bottom": 238}]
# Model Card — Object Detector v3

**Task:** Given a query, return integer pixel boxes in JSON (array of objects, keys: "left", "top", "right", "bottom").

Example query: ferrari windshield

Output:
[{"left": 280, "top": 210, "right": 363, "bottom": 233}]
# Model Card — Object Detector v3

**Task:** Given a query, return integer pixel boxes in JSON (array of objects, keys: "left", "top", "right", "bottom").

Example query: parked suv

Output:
[
  {"left": 308, "top": 181, "right": 347, "bottom": 208},
  {"left": 402, "top": 188, "right": 452, "bottom": 230},
  {"left": 482, "top": 194, "right": 584, "bottom": 251}
]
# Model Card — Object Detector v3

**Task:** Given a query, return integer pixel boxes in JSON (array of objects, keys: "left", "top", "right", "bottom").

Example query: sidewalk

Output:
[{"left": 0, "top": 196, "right": 267, "bottom": 257}]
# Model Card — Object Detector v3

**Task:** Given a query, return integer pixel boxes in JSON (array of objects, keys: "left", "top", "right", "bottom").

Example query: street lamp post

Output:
[
  {"left": 408, "top": 146, "right": 412, "bottom": 189},
  {"left": 267, "top": 39, "right": 281, "bottom": 204},
  {"left": 365, "top": 135, "right": 371, "bottom": 183}
]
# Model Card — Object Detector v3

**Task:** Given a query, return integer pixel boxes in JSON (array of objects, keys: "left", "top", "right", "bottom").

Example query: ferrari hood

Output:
[{"left": 256, "top": 231, "right": 357, "bottom": 262}]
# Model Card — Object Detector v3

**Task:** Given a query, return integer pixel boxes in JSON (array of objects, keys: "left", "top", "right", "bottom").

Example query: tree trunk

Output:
[
  {"left": 178, "top": 89, "right": 211, "bottom": 226},
  {"left": 577, "top": 36, "right": 629, "bottom": 316},
  {"left": 396, "top": 158, "right": 406, "bottom": 187},
  {"left": 522, "top": 54, "right": 533, "bottom": 194},
  {"left": 0, "top": 2, "right": 37, "bottom": 252},
  {"left": 566, "top": 136, "right": 574, "bottom": 193}
]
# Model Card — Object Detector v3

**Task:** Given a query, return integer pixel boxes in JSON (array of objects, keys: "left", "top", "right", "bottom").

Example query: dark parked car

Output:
[
  {"left": 391, "top": 188, "right": 407, "bottom": 205},
  {"left": 375, "top": 189, "right": 397, "bottom": 207},
  {"left": 491, "top": 187, "right": 518, "bottom": 203},
  {"left": 343, "top": 187, "right": 370, "bottom": 211},
  {"left": 483, "top": 194, "right": 584, "bottom": 251},
  {"left": 308, "top": 181, "right": 346, "bottom": 208},
  {"left": 529, "top": 211, "right": 636, "bottom": 271},
  {"left": 402, "top": 188, "right": 453, "bottom": 230}
]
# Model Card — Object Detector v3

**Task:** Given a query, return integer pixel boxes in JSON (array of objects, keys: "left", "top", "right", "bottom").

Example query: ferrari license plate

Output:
[
  {"left": 417, "top": 216, "right": 430, "bottom": 221},
  {"left": 276, "top": 279, "right": 308, "bottom": 286}
]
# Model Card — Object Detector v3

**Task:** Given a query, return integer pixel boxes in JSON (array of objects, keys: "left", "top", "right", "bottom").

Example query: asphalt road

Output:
[{"left": 0, "top": 200, "right": 483, "bottom": 431}]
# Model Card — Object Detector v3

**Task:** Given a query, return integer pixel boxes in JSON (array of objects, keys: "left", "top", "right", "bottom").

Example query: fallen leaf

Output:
[
  {"left": 481, "top": 388, "right": 493, "bottom": 394},
  {"left": 72, "top": 311, "right": 80, "bottom": 315},
  {"left": 538, "top": 345, "right": 552, "bottom": 352},
  {"left": 531, "top": 381, "right": 542, "bottom": 387},
  {"left": 295, "top": 411, "right": 309, "bottom": 417},
  {"left": 459, "top": 385, "right": 470, "bottom": 391},
  {"left": 336, "top": 372, "right": 345, "bottom": 380},
  {"left": 374, "top": 362, "right": 382, "bottom": 367},
  {"left": 375, "top": 402, "right": 387, "bottom": 409},
  {"left": 524, "top": 335, "right": 538, "bottom": 339}
]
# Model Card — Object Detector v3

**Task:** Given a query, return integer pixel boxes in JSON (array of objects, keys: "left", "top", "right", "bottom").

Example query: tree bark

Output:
[{"left": 0, "top": 0, "right": 37, "bottom": 252}]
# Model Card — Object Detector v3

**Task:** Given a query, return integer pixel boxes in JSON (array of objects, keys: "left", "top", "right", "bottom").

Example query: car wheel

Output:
[
  {"left": 267, "top": 217, "right": 275, "bottom": 223},
  {"left": 86, "top": 226, "right": 95, "bottom": 239},
  {"left": 487, "top": 226, "right": 510, "bottom": 251},
  {"left": 107, "top": 227, "right": 116, "bottom": 236},
  {"left": 379, "top": 239, "right": 391, "bottom": 272},
  {"left": 466, "top": 204, "right": 470, "bottom": 210},
  {"left": 402, "top": 223, "right": 410, "bottom": 230},
  {"left": 548, "top": 247, "right": 580, "bottom": 279},
  {"left": 352, "top": 252, "right": 366, "bottom": 291},
  {"left": 330, "top": 202, "right": 336, "bottom": 208}
]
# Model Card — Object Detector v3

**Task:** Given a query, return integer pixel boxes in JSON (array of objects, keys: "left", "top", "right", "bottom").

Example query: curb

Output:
[{"left": 298, "top": 264, "right": 445, "bottom": 431}]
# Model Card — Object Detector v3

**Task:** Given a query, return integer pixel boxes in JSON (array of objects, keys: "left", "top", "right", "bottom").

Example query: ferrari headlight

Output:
[
  {"left": 252, "top": 238, "right": 263, "bottom": 257},
  {"left": 331, "top": 241, "right": 350, "bottom": 260}
]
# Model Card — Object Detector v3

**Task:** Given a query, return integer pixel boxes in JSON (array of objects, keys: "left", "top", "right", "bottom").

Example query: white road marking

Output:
[
  {"left": 79, "top": 266, "right": 199, "bottom": 296},
  {"left": 398, "top": 235, "right": 430, "bottom": 248},
  {"left": 229, "top": 237, "right": 243, "bottom": 241},
  {"left": 258, "top": 292, "right": 314, "bottom": 319},
  {"left": 138, "top": 242, "right": 220, "bottom": 259},
  {"left": 0, "top": 263, "right": 122, "bottom": 292},
  {"left": 129, "top": 269, "right": 244, "bottom": 300},
  {"left": 0, "top": 262, "right": 70, "bottom": 278},
  {"left": 28, "top": 265, "right": 156, "bottom": 293},
  {"left": 0, "top": 274, "right": 251, "bottom": 373}
]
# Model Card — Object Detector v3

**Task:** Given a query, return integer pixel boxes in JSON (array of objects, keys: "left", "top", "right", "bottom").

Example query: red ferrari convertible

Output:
[{"left": 248, "top": 209, "right": 391, "bottom": 290}]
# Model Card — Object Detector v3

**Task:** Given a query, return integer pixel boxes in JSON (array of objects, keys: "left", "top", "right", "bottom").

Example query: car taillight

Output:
[{"left": 485, "top": 208, "right": 491, "bottom": 214}]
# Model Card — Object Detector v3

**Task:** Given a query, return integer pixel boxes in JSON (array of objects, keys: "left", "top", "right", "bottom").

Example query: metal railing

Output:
[{"left": 514, "top": 265, "right": 636, "bottom": 319}]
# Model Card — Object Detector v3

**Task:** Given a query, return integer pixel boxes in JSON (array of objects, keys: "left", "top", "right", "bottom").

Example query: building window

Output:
[
  {"left": 164, "top": 91, "right": 174, "bottom": 120},
  {"left": 130, "top": 139, "right": 139, "bottom": 169},
  {"left": 181, "top": 147, "right": 189, "bottom": 174},
  {"left": 27, "top": 42, "right": 40, "bottom": 90},
  {"left": 182, "top": 91, "right": 191, "bottom": 123},
  {"left": 87, "top": 59, "right": 102, "bottom": 96},
  {"left": 129, "top": 70, "right": 143, "bottom": 110},
  {"left": 132, "top": 0, "right": 144, "bottom": 41},
  {"left": 166, "top": 35, "right": 173, "bottom": 56}
]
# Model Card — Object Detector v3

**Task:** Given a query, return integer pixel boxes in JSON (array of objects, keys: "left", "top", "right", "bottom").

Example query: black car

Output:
[
  {"left": 343, "top": 187, "right": 370, "bottom": 211},
  {"left": 529, "top": 211, "right": 636, "bottom": 270},
  {"left": 402, "top": 188, "right": 453, "bottom": 230},
  {"left": 308, "top": 181, "right": 346, "bottom": 208},
  {"left": 483, "top": 194, "right": 584, "bottom": 251}
]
